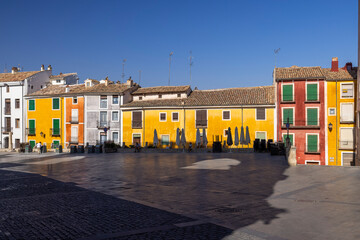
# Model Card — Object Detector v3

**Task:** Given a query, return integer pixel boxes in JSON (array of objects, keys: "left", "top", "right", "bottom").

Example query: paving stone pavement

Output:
[{"left": 0, "top": 169, "right": 232, "bottom": 240}]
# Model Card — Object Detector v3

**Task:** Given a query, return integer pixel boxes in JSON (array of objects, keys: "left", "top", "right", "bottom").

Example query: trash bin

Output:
[
  {"left": 95, "top": 144, "right": 103, "bottom": 153},
  {"left": 56, "top": 145, "right": 63, "bottom": 154},
  {"left": 78, "top": 145, "right": 85, "bottom": 153},
  {"left": 253, "top": 139, "right": 260, "bottom": 152},
  {"left": 212, "top": 142, "right": 222, "bottom": 153},
  {"left": 42, "top": 145, "right": 47, "bottom": 153},
  {"left": 70, "top": 145, "right": 77, "bottom": 154},
  {"left": 25, "top": 145, "right": 32, "bottom": 153},
  {"left": 267, "top": 139, "right": 273, "bottom": 152},
  {"left": 87, "top": 145, "right": 95, "bottom": 153}
]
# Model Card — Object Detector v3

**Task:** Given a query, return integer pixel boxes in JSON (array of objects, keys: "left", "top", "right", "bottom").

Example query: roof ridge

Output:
[{"left": 194, "top": 85, "right": 273, "bottom": 92}]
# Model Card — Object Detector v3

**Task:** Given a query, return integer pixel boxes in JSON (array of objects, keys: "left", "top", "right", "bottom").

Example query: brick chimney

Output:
[
  {"left": 331, "top": 57, "right": 339, "bottom": 72},
  {"left": 41, "top": 64, "right": 45, "bottom": 71},
  {"left": 47, "top": 65, "right": 52, "bottom": 71},
  {"left": 11, "top": 67, "right": 19, "bottom": 74},
  {"left": 126, "top": 76, "right": 133, "bottom": 87}
]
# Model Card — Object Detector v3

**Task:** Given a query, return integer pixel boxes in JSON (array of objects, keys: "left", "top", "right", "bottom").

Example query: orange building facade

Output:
[{"left": 65, "top": 96, "right": 85, "bottom": 147}]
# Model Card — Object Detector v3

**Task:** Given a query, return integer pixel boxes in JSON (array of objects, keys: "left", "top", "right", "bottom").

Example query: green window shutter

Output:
[
  {"left": 29, "top": 120, "right": 35, "bottom": 135},
  {"left": 307, "top": 135, "right": 318, "bottom": 152},
  {"left": 283, "top": 134, "right": 293, "bottom": 147},
  {"left": 53, "top": 140, "right": 60, "bottom": 148},
  {"left": 53, "top": 98, "right": 60, "bottom": 110},
  {"left": 29, "top": 140, "right": 36, "bottom": 148},
  {"left": 29, "top": 100, "right": 35, "bottom": 111},
  {"left": 307, "top": 84, "right": 317, "bottom": 101},
  {"left": 307, "top": 108, "right": 318, "bottom": 125},
  {"left": 283, "top": 109, "right": 293, "bottom": 125},
  {"left": 53, "top": 119, "right": 60, "bottom": 135},
  {"left": 283, "top": 85, "right": 293, "bottom": 101}
]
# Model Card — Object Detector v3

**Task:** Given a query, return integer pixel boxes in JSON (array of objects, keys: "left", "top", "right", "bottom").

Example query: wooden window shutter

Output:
[
  {"left": 283, "top": 109, "right": 293, "bottom": 125},
  {"left": 283, "top": 85, "right": 293, "bottom": 101},
  {"left": 307, "top": 108, "right": 318, "bottom": 125},
  {"left": 307, "top": 84, "right": 318, "bottom": 101},
  {"left": 256, "top": 108, "right": 265, "bottom": 120},
  {"left": 29, "top": 100, "right": 35, "bottom": 111},
  {"left": 223, "top": 111, "right": 230, "bottom": 120},
  {"left": 307, "top": 135, "right": 318, "bottom": 152}
]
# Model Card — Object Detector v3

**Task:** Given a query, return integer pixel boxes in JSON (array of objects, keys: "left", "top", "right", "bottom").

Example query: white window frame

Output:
[
  {"left": 281, "top": 82, "right": 294, "bottom": 102},
  {"left": 111, "top": 111, "right": 119, "bottom": 122},
  {"left": 340, "top": 82, "right": 354, "bottom": 99},
  {"left": 341, "top": 151, "right": 355, "bottom": 166},
  {"left": 71, "top": 109, "right": 79, "bottom": 122},
  {"left": 132, "top": 133, "right": 141, "bottom": 145},
  {"left": 112, "top": 95, "right": 119, "bottom": 105},
  {"left": 112, "top": 131, "right": 119, "bottom": 143},
  {"left": 195, "top": 109, "right": 208, "bottom": 128},
  {"left": 223, "top": 129, "right": 229, "bottom": 137},
  {"left": 328, "top": 108, "right": 336, "bottom": 116},
  {"left": 255, "top": 131, "right": 267, "bottom": 140},
  {"left": 305, "top": 160, "right": 320, "bottom": 165},
  {"left": 282, "top": 133, "right": 295, "bottom": 145},
  {"left": 305, "top": 107, "right": 319, "bottom": 126},
  {"left": 28, "top": 99, "right": 36, "bottom": 111},
  {"left": 340, "top": 102, "right": 354, "bottom": 123},
  {"left": 255, "top": 108, "right": 266, "bottom": 121},
  {"left": 159, "top": 112, "right": 167, "bottom": 122},
  {"left": 172, "top": 112, "right": 179, "bottom": 122},
  {"left": 305, "top": 133, "right": 319, "bottom": 153},
  {"left": 222, "top": 110, "right": 231, "bottom": 121},
  {"left": 99, "top": 95, "right": 108, "bottom": 109},
  {"left": 282, "top": 107, "right": 295, "bottom": 125},
  {"left": 339, "top": 127, "right": 354, "bottom": 150},
  {"left": 52, "top": 98, "right": 60, "bottom": 110},
  {"left": 305, "top": 82, "right": 319, "bottom": 101},
  {"left": 161, "top": 134, "right": 170, "bottom": 145}
]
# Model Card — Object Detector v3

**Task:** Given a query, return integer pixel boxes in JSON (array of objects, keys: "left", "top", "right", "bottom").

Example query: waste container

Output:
[
  {"left": 25, "top": 145, "right": 32, "bottom": 153},
  {"left": 87, "top": 145, "right": 95, "bottom": 153},
  {"left": 95, "top": 145, "right": 103, "bottom": 153},
  {"left": 70, "top": 145, "right": 77, "bottom": 154},
  {"left": 56, "top": 145, "right": 63, "bottom": 153},
  {"left": 212, "top": 142, "right": 222, "bottom": 153},
  {"left": 42, "top": 145, "right": 47, "bottom": 153},
  {"left": 253, "top": 139, "right": 260, "bottom": 152},
  {"left": 78, "top": 145, "right": 85, "bottom": 153}
]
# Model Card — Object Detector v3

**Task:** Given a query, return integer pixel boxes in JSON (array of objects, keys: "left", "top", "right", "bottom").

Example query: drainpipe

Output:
[
  {"left": 142, "top": 107, "right": 145, "bottom": 147},
  {"left": 336, "top": 80, "right": 338, "bottom": 165}
]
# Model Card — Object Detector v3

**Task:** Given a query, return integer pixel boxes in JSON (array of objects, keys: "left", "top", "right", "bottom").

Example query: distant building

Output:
[
  {"left": 50, "top": 73, "right": 79, "bottom": 85},
  {"left": 0, "top": 65, "right": 52, "bottom": 148}
]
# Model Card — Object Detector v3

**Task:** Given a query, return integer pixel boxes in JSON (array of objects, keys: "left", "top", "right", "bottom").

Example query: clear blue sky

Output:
[{"left": 0, "top": 0, "right": 357, "bottom": 89}]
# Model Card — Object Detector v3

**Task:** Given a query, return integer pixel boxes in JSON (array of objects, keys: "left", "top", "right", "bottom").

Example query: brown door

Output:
[
  {"left": 133, "top": 134, "right": 141, "bottom": 146},
  {"left": 5, "top": 99, "right": 10, "bottom": 115},
  {"left": 15, "top": 139, "right": 20, "bottom": 148},
  {"left": 5, "top": 117, "right": 11, "bottom": 132}
]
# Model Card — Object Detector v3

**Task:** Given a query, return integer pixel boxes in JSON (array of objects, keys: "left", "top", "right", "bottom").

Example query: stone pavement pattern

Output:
[{"left": 0, "top": 169, "right": 231, "bottom": 239}]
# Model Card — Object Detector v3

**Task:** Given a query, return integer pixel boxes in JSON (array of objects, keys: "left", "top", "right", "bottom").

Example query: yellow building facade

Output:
[
  {"left": 122, "top": 86, "right": 275, "bottom": 148},
  {"left": 326, "top": 78, "right": 357, "bottom": 166},
  {"left": 26, "top": 97, "right": 65, "bottom": 149}
]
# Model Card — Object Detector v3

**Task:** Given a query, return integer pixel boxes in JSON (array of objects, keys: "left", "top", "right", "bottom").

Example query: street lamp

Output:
[{"left": 328, "top": 122, "right": 333, "bottom": 132}]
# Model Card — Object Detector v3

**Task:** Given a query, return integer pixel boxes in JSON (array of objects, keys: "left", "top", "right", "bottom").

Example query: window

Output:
[
  {"left": 5, "top": 99, "right": 10, "bottom": 115},
  {"left": 112, "top": 111, "right": 119, "bottom": 121},
  {"left": 196, "top": 110, "right": 207, "bottom": 128},
  {"left": 222, "top": 111, "right": 230, "bottom": 120},
  {"left": 340, "top": 103, "right": 354, "bottom": 123},
  {"left": 112, "top": 132, "right": 119, "bottom": 143},
  {"left": 161, "top": 135, "right": 170, "bottom": 145},
  {"left": 31, "top": 85, "right": 33, "bottom": 89},
  {"left": 132, "top": 111, "right": 142, "bottom": 129},
  {"left": 73, "top": 97, "right": 78, "bottom": 104},
  {"left": 306, "top": 83, "right": 318, "bottom": 101},
  {"left": 112, "top": 95, "right": 119, "bottom": 104},
  {"left": 29, "top": 100, "right": 35, "bottom": 111},
  {"left": 139, "top": 96, "right": 143, "bottom": 100},
  {"left": 282, "top": 84, "right": 293, "bottom": 101},
  {"left": 29, "top": 140, "right": 36, "bottom": 148},
  {"left": 100, "top": 95, "right": 107, "bottom": 108},
  {"left": 339, "top": 128, "right": 354, "bottom": 149},
  {"left": 307, "top": 134, "right": 318, "bottom": 153},
  {"left": 160, "top": 112, "right": 167, "bottom": 122},
  {"left": 71, "top": 109, "right": 78, "bottom": 123},
  {"left": 52, "top": 98, "right": 60, "bottom": 110},
  {"left": 172, "top": 112, "right": 179, "bottom": 122},
  {"left": 342, "top": 152, "right": 355, "bottom": 166},
  {"left": 158, "top": 94, "right": 162, "bottom": 99},
  {"left": 255, "top": 132, "right": 266, "bottom": 140},
  {"left": 86, "top": 82, "right": 90, "bottom": 87},
  {"left": 53, "top": 140, "right": 60, "bottom": 148},
  {"left": 177, "top": 94, "right": 181, "bottom": 98},
  {"left": 100, "top": 111, "right": 107, "bottom": 127},
  {"left": 15, "top": 119, "right": 20, "bottom": 128},
  {"left": 6, "top": 85, "right": 9, "bottom": 93},
  {"left": 256, "top": 108, "right": 266, "bottom": 120},
  {"left": 56, "top": 79, "right": 61, "bottom": 83},
  {"left": 224, "top": 129, "right": 229, "bottom": 137},
  {"left": 282, "top": 108, "right": 294, "bottom": 125},
  {"left": 307, "top": 108, "right": 318, "bottom": 126},
  {"left": 341, "top": 83, "right": 354, "bottom": 98},
  {"left": 15, "top": 99, "right": 20, "bottom": 109},
  {"left": 52, "top": 119, "right": 60, "bottom": 136},
  {"left": 28, "top": 119, "right": 35, "bottom": 135},
  {"left": 282, "top": 133, "right": 294, "bottom": 147},
  {"left": 328, "top": 108, "right": 336, "bottom": 116}
]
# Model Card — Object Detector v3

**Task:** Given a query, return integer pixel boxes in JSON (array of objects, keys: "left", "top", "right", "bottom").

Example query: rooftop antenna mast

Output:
[
  {"left": 189, "top": 51, "right": 193, "bottom": 87},
  {"left": 4, "top": 63, "right": 7, "bottom": 73},
  {"left": 168, "top": 51, "right": 173, "bottom": 86},
  {"left": 122, "top": 59, "right": 127, "bottom": 83},
  {"left": 274, "top": 48, "right": 280, "bottom": 68},
  {"left": 139, "top": 70, "right": 142, "bottom": 85}
]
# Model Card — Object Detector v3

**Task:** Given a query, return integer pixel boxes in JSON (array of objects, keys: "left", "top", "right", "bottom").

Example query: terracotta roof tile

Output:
[
  {"left": 132, "top": 85, "right": 190, "bottom": 95},
  {"left": 0, "top": 71, "right": 41, "bottom": 82},
  {"left": 275, "top": 66, "right": 324, "bottom": 80},
  {"left": 123, "top": 86, "right": 275, "bottom": 108},
  {"left": 50, "top": 73, "right": 77, "bottom": 79},
  {"left": 322, "top": 68, "right": 356, "bottom": 80}
]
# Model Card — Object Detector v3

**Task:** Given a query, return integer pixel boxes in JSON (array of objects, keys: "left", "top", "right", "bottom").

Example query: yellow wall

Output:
[
  {"left": 27, "top": 97, "right": 64, "bottom": 148},
  {"left": 327, "top": 80, "right": 356, "bottom": 166},
  {"left": 123, "top": 107, "right": 275, "bottom": 148}
]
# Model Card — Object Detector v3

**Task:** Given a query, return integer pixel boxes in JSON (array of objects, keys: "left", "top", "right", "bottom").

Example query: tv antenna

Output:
[
  {"left": 122, "top": 59, "right": 127, "bottom": 83},
  {"left": 168, "top": 51, "right": 173, "bottom": 86},
  {"left": 139, "top": 70, "right": 142, "bottom": 85},
  {"left": 189, "top": 51, "right": 193, "bottom": 86},
  {"left": 274, "top": 48, "right": 280, "bottom": 67}
]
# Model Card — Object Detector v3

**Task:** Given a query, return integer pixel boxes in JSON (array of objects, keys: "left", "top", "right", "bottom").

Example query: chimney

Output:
[
  {"left": 11, "top": 67, "right": 18, "bottom": 74},
  {"left": 105, "top": 76, "right": 109, "bottom": 86},
  {"left": 344, "top": 62, "right": 353, "bottom": 71},
  {"left": 41, "top": 64, "right": 45, "bottom": 71},
  {"left": 47, "top": 65, "right": 52, "bottom": 71},
  {"left": 126, "top": 76, "right": 133, "bottom": 87},
  {"left": 331, "top": 57, "right": 339, "bottom": 72},
  {"left": 65, "top": 85, "right": 70, "bottom": 93}
]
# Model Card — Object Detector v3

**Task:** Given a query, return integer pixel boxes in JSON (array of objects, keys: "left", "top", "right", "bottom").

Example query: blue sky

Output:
[{"left": 0, "top": 0, "right": 357, "bottom": 89}]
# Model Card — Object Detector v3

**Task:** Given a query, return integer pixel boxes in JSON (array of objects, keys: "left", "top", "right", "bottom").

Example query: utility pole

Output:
[
  {"left": 168, "top": 52, "right": 173, "bottom": 86},
  {"left": 139, "top": 70, "right": 142, "bottom": 85},
  {"left": 122, "top": 59, "right": 127, "bottom": 83},
  {"left": 189, "top": 51, "right": 193, "bottom": 86}
]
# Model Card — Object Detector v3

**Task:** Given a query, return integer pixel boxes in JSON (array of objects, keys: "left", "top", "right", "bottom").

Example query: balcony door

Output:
[
  {"left": 71, "top": 109, "right": 78, "bottom": 123},
  {"left": 100, "top": 111, "right": 107, "bottom": 127},
  {"left": 71, "top": 126, "right": 78, "bottom": 143}
]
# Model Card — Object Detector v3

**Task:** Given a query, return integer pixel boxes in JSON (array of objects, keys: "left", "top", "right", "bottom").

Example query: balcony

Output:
[
  {"left": 2, "top": 127, "right": 12, "bottom": 133},
  {"left": 97, "top": 120, "right": 110, "bottom": 129},
  {"left": 196, "top": 120, "right": 207, "bottom": 128},
  {"left": 339, "top": 140, "right": 354, "bottom": 150},
  {"left": 4, "top": 107, "right": 11, "bottom": 115},
  {"left": 50, "top": 128, "right": 61, "bottom": 137},
  {"left": 26, "top": 128, "right": 36, "bottom": 136},
  {"left": 132, "top": 121, "right": 142, "bottom": 129},
  {"left": 70, "top": 136, "right": 78, "bottom": 144},
  {"left": 70, "top": 117, "right": 79, "bottom": 124},
  {"left": 281, "top": 120, "right": 320, "bottom": 130}
]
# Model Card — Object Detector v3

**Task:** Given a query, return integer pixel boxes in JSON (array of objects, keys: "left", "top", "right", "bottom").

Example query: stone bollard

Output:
[{"left": 287, "top": 146, "right": 297, "bottom": 166}]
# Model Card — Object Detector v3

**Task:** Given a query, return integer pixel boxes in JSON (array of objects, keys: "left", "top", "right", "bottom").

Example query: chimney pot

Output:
[
  {"left": 11, "top": 67, "right": 18, "bottom": 74},
  {"left": 331, "top": 57, "right": 339, "bottom": 72},
  {"left": 41, "top": 64, "right": 45, "bottom": 71},
  {"left": 47, "top": 65, "right": 52, "bottom": 71}
]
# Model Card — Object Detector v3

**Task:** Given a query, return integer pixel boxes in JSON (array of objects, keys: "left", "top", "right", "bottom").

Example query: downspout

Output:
[
  {"left": 143, "top": 107, "right": 145, "bottom": 147},
  {"left": 336, "top": 79, "right": 338, "bottom": 165}
]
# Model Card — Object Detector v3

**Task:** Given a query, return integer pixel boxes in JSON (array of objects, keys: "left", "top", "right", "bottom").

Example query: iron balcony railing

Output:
[
  {"left": 70, "top": 116, "right": 79, "bottom": 124},
  {"left": 26, "top": 128, "right": 36, "bottom": 136},
  {"left": 2, "top": 127, "right": 12, "bottom": 133},
  {"left": 97, "top": 120, "right": 110, "bottom": 129},
  {"left": 132, "top": 121, "right": 142, "bottom": 129},
  {"left": 50, "top": 128, "right": 61, "bottom": 137},
  {"left": 196, "top": 120, "right": 207, "bottom": 128}
]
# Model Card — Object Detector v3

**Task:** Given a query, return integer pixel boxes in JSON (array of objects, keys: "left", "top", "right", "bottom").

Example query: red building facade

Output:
[{"left": 275, "top": 66, "right": 326, "bottom": 165}]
